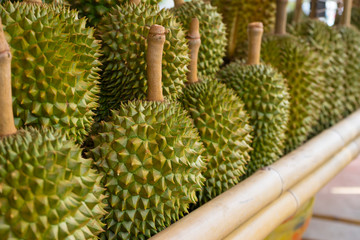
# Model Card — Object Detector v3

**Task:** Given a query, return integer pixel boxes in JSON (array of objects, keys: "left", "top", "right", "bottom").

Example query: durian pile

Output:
[{"left": 1, "top": 0, "right": 360, "bottom": 238}]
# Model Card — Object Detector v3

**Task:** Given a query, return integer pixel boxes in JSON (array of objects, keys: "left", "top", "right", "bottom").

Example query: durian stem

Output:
[
  {"left": 310, "top": 0, "right": 317, "bottom": 18},
  {"left": 0, "top": 19, "right": 17, "bottom": 137},
  {"left": 341, "top": 0, "right": 353, "bottom": 26},
  {"left": 24, "top": 0, "right": 42, "bottom": 3},
  {"left": 275, "top": 0, "right": 288, "bottom": 35},
  {"left": 228, "top": 11, "right": 240, "bottom": 59},
  {"left": 130, "top": 0, "right": 141, "bottom": 5},
  {"left": 293, "top": 0, "right": 303, "bottom": 24},
  {"left": 187, "top": 18, "right": 201, "bottom": 84},
  {"left": 146, "top": 25, "right": 166, "bottom": 102},
  {"left": 174, "top": 0, "right": 185, "bottom": 8},
  {"left": 247, "top": 22, "right": 263, "bottom": 65}
]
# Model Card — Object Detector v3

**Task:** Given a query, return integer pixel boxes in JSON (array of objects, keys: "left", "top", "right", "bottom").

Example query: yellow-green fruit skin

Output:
[
  {"left": 0, "top": 2, "right": 100, "bottom": 144},
  {"left": 261, "top": 35, "right": 324, "bottom": 153},
  {"left": 289, "top": 20, "right": 347, "bottom": 135},
  {"left": 96, "top": 3, "right": 190, "bottom": 120},
  {"left": 90, "top": 100, "right": 206, "bottom": 239},
  {"left": 172, "top": 0, "right": 227, "bottom": 79},
  {"left": 180, "top": 80, "right": 253, "bottom": 204},
  {"left": 0, "top": 127, "right": 106, "bottom": 240},
  {"left": 218, "top": 63, "right": 290, "bottom": 175},
  {"left": 337, "top": 26, "right": 360, "bottom": 116}
]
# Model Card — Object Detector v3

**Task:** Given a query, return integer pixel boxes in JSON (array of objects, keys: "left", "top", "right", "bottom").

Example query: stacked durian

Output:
[
  {"left": 0, "top": 0, "right": 101, "bottom": 144},
  {"left": 0, "top": 17, "right": 106, "bottom": 239},
  {"left": 261, "top": 0, "right": 324, "bottom": 152},
  {"left": 90, "top": 24, "right": 207, "bottom": 239},
  {"left": 179, "top": 18, "right": 253, "bottom": 204},
  {"left": 218, "top": 22, "right": 290, "bottom": 176}
]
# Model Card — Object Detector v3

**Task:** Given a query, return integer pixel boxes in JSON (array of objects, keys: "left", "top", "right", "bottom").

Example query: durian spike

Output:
[
  {"left": 174, "top": 0, "right": 185, "bottom": 8},
  {"left": 187, "top": 18, "right": 201, "bottom": 84},
  {"left": 293, "top": 0, "right": 303, "bottom": 24},
  {"left": 247, "top": 22, "right": 263, "bottom": 65},
  {"left": 24, "top": 0, "right": 42, "bottom": 4},
  {"left": 275, "top": 0, "right": 288, "bottom": 35},
  {"left": 341, "top": 0, "right": 353, "bottom": 26},
  {"left": 0, "top": 18, "right": 17, "bottom": 137},
  {"left": 146, "top": 25, "right": 166, "bottom": 102},
  {"left": 130, "top": 0, "right": 140, "bottom": 6},
  {"left": 310, "top": 0, "right": 317, "bottom": 18}
]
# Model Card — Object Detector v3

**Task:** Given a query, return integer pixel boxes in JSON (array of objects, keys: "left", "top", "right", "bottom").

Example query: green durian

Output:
[
  {"left": 90, "top": 25, "right": 206, "bottom": 239},
  {"left": 261, "top": 1, "right": 324, "bottom": 153},
  {"left": 0, "top": 1, "right": 100, "bottom": 144},
  {"left": 179, "top": 19, "right": 252, "bottom": 204},
  {"left": 351, "top": 7, "right": 360, "bottom": 30},
  {"left": 212, "top": 0, "right": 276, "bottom": 59},
  {"left": 289, "top": 19, "right": 346, "bottom": 135},
  {"left": 219, "top": 23, "right": 289, "bottom": 175},
  {"left": 0, "top": 26, "right": 106, "bottom": 239},
  {"left": 96, "top": 2, "right": 190, "bottom": 120},
  {"left": 172, "top": 0, "right": 227, "bottom": 79}
]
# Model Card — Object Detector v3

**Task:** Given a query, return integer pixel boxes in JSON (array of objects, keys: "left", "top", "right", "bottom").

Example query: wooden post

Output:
[
  {"left": 0, "top": 18, "right": 17, "bottom": 137},
  {"left": 247, "top": 22, "right": 263, "bottom": 65},
  {"left": 146, "top": 25, "right": 166, "bottom": 102},
  {"left": 275, "top": 0, "right": 288, "bottom": 35},
  {"left": 187, "top": 18, "right": 201, "bottom": 84}
]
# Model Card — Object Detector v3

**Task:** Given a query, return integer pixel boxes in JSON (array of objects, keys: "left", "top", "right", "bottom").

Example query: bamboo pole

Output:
[
  {"left": 0, "top": 18, "right": 17, "bottom": 137},
  {"left": 225, "top": 137, "right": 360, "bottom": 240},
  {"left": 341, "top": 0, "right": 353, "bottom": 26},
  {"left": 146, "top": 25, "right": 165, "bottom": 102},
  {"left": 247, "top": 22, "right": 263, "bottom": 65},
  {"left": 187, "top": 18, "right": 201, "bottom": 84},
  {"left": 275, "top": 0, "right": 288, "bottom": 35},
  {"left": 150, "top": 109, "right": 360, "bottom": 240},
  {"left": 293, "top": 0, "right": 303, "bottom": 24}
]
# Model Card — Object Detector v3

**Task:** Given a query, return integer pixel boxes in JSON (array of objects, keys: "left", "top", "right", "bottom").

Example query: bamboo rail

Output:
[{"left": 151, "top": 109, "right": 360, "bottom": 240}]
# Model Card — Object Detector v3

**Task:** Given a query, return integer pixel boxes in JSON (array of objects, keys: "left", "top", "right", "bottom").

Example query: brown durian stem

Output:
[
  {"left": 275, "top": 0, "right": 288, "bottom": 35},
  {"left": 130, "top": 0, "right": 141, "bottom": 5},
  {"left": 293, "top": 0, "right": 303, "bottom": 24},
  {"left": 0, "top": 19, "right": 17, "bottom": 137},
  {"left": 146, "top": 25, "right": 166, "bottom": 102},
  {"left": 247, "top": 22, "right": 263, "bottom": 65},
  {"left": 228, "top": 11, "right": 240, "bottom": 59},
  {"left": 341, "top": 0, "right": 353, "bottom": 26},
  {"left": 187, "top": 18, "right": 201, "bottom": 84},
  {"left": 24, "top": 0, "right": 42, "bottom": 3},
  {"left": 310, "top": 0, "right": 317, "bottom": 18},
  {"left": 174, "top": 0, "right": 185, "bottom": 8}
]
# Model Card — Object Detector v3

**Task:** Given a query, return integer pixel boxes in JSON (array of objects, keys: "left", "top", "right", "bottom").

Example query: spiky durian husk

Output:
[
  {"left": 67, "top": 0, "right": 161, "bottom": 26},
  {"left": 90, "top": 100, "right": 206, "bottom": 239},
  {"left": 0, "top": 127, "right": 106, "bottom": 240},
  {"left": 337, "top": 25, "right": 360, "bottom": 115},
  {"left": 0, "top": 2, "right": 100, "bottom": 144},
  {"left": 172, "top": 0, "right": 227, "bottom": 79},
  {"left": 212, "top": 0, "right": 276, "bottom": 59},
  {"left": 289, "top": 20, "right": 346, "bottom": 135},
  {"left": 351, "top": 7, "right": 360, "bottom": 30},
  {"left": 218, "top": 63, "right": 290, "bottom": 175},
  {"left": 96, "top": 4, "right": 190, "bottom": 120},
  {"left": 180, "top": 80, "right": 252, "bottom": 204},
  {"left": 261, "top": 35, "right": 324, "bottom": 153}
]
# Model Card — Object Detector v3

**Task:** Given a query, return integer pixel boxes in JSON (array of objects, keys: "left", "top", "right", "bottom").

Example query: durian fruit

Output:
[
  {"left": 351, "top": 7, "right": 360, "bottom": 30},
  {"left": 337, "top": 0, "right": 360, "bottom": 115},
  {"left": 96, "top": 0, "right": 190, "bottom": 120},
  {"left": 261, "top": 0, "right": 324, "bottom": 152},
  {"left": 90, "top": 24, "right": 206, "bottom": 239},
  {"left": 172, "top": 0, "right": 227, "bottom": 79},
  {"left": 289, "top": 18, "right": 346, "bottom": 134},
  {"left": 218, "top": 22, "right": 290, "bottom": 176},
  {"left": 0, "top": 21, "right": 106, "bottom": 239},
  {"left": 0, "top": 1, "right": 101, "bottom": 144},
  {"left": 180, "top": 19, "right": 253, "bottom": 204},
  {"left": 212, "top": 0, "right": 276, "bottom": 59}
]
